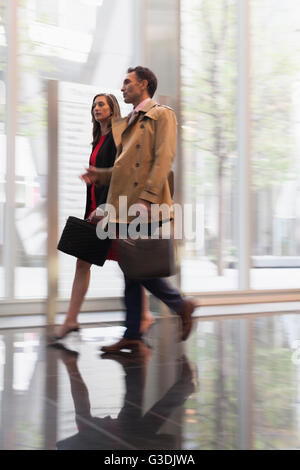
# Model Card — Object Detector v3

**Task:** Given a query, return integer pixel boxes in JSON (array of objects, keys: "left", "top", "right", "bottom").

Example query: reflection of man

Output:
[
  {"left": 84, "top": 66, "right": 196, "bottom": 352},
  {"left": 55, "top": 345, "right": 196, "bottom": 450}
]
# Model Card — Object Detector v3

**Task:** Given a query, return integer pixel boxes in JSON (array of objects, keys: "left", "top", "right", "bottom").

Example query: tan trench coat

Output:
[{"left": 96, "top": 99, "right": 177, "bottom": 223}]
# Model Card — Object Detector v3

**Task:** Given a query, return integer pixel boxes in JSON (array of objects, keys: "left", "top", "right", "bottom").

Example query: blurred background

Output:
[{"left": 1, "top": 0, "right": 300, "bottom": 317}]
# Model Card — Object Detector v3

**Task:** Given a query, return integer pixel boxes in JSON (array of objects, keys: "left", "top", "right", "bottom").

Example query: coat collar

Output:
[
  {"left": 112, "top": 99, "right": 159, "bottom": 148},
  {"left": 139, "top": 98, "right": 159, "bottom": 118}
]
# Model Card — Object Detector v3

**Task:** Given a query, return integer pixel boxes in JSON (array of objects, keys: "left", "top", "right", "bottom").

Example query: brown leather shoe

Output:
[
  {"left": 100, "top": 338, "right": 143, "bottom": 353},
  {"left": 179, "top": 298, "right": 197, "bottom": 341},
  {"left": 102, "top": 346, "right": 152, "bottom": 365}
]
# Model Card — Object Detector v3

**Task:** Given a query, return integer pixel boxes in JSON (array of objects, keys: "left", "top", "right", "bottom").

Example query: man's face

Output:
[{"left": 121, "top": 72, "right": 146, "bottom": 104}]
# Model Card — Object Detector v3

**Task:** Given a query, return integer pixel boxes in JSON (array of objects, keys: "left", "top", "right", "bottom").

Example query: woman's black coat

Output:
[{"left": 84, "top": 131, "right": 116, "bottom": 219}]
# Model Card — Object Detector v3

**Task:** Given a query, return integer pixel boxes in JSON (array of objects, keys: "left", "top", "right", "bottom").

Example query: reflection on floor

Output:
[{"left": 0, "top": 311, "right": 300, "bottom": 450}]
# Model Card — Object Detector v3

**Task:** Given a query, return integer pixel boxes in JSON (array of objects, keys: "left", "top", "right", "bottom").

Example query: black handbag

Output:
[
  {"left": 57, "top": 216, "right": 112, "bottom": 266},
  {"left": 118, "top": 235, "right": 176, "bottom": 280}
]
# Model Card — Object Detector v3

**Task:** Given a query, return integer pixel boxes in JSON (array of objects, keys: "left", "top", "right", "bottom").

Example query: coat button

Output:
[
  {"left": 134, "top": 182, "right": 138, "bottom": 186},
  {"left": 136, "top": 144, "right": 141, "bottom": 149},
  {"left": 140, "top": 124, "right": 145, "bottom": 129},
  {"left": 136, "top": 162, "right": 140, "bottom": 167}
]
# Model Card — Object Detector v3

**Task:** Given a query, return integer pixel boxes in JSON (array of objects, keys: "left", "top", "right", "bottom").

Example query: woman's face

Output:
[{"left": 92, "top": 95, "right": 112, "bottom": 124}]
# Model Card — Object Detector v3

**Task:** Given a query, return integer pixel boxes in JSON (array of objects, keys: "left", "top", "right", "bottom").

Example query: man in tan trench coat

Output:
[{"left": 84, "top": 66, "right": 196, "bottom": 352}]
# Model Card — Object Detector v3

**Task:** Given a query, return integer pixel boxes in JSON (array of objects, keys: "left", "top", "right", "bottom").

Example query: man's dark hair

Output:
[{"left": 127, "top": 66, "right": 158, "bottom": 98}]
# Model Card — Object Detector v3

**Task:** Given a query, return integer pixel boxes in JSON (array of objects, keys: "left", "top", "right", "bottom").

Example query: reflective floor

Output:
[{"left": 1, "top": 311, "right": 300, "bottom": 450}]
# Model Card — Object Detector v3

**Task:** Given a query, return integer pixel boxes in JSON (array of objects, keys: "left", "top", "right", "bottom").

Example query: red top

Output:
[
  {"left": 86, "top": 134, "right": 119, "bottom": 262},
  {"left": 87, "top": 135, "right": 106, "bottom": 218}
]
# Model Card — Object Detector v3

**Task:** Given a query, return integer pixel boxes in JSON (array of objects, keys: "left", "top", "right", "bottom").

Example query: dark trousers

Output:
[{"left": 123, "top": 277, "right": 185, "bottom": 340}]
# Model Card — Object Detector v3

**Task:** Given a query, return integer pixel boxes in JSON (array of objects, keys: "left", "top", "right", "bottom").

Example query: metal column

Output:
[
  {"left": 47, "top": 80, "right": 59, "bottom": 326},
  {"left": 237, "top": 0, "right": 252, "bottom": 290},
  {"left": 4, "top": 0, "right": 18, "bottom": 299}
]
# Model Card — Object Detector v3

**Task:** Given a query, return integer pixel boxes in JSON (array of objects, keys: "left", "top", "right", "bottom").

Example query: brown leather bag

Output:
[
  {"left": 118, "top": 223, "right": 176, "bottom": 280},
  {"left": 118, "top": 171, "right": 175, "bottom": 279}
]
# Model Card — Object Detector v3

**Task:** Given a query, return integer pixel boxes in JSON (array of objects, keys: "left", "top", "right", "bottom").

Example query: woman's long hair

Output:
[{"left": 91, "top": 93, "right": 121, "bottom": 148}]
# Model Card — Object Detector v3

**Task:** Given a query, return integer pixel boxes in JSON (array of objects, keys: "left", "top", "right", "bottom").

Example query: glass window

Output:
[
  {"left": 251, "top": 0, "right": 300, "bottom": 289},
  {"left": 5, "top": 0, "right": 300, "bottom": 304},
  {"left": 181, "top": 0, "right": 238, "bottom": 292},
  {"left": 14, "top": 0, "right": 49, "bottom": 298},
  {"left": 0, "top": 0, "right": 6, "bottom": 298},
  {"left": 10, "top": 0, "right": 137, "bottom": 300}
]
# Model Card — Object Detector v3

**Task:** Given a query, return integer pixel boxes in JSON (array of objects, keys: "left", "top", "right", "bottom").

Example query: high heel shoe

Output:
[{"left": 51, "top": 325, "right": 80, "bottom": 341}]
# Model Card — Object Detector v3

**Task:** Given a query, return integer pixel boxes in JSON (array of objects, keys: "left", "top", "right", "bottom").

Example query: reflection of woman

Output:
[
  {"left": 55, "top": 345, "right": 196, "bottom": 450},
  {"left": 55, "top": 94, "right": 153, "bottom": 340}
]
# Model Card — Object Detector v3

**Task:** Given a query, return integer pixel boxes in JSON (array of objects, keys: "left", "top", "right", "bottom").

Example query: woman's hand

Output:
[
  {"left": 80, "top": 165, "right": 102, "bottom": 185},
  {"left": 86, "top": 208, "right": 105, "bottom": 224}
]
